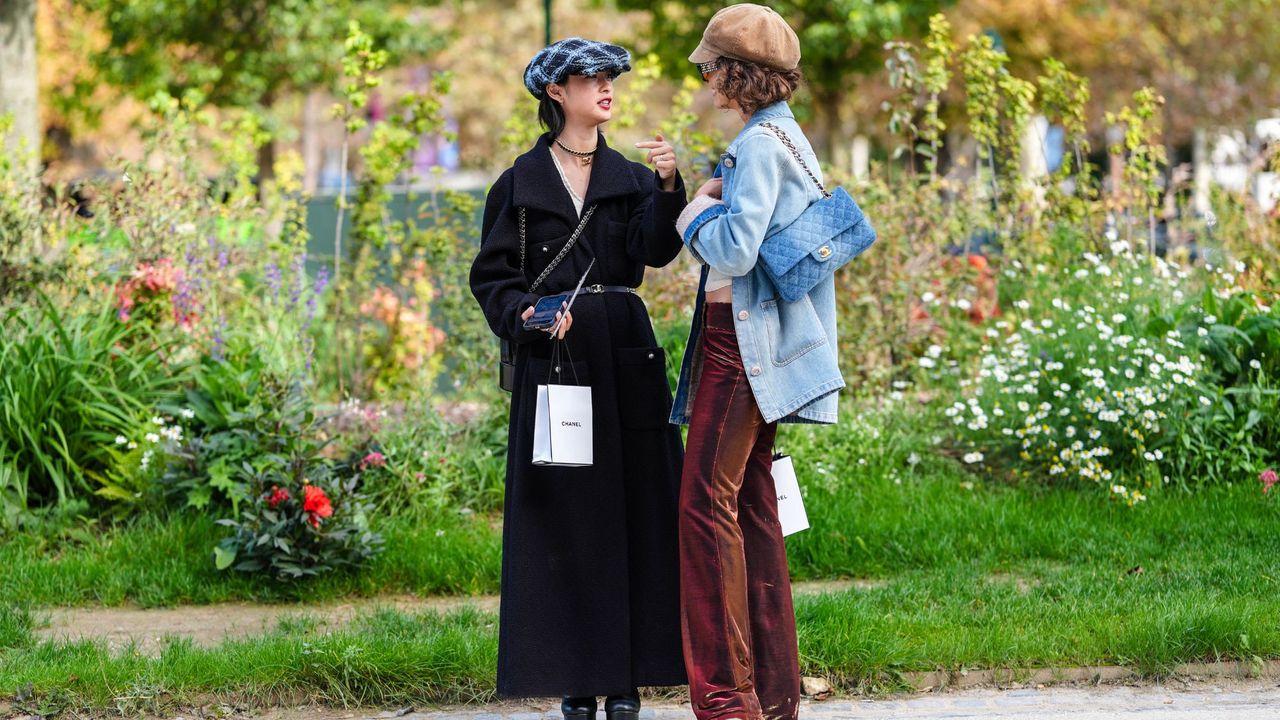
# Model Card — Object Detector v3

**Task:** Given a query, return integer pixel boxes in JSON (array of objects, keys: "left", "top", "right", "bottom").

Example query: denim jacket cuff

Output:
[{"left": 676, "top": 196, "right": 726, "bottom": 263}]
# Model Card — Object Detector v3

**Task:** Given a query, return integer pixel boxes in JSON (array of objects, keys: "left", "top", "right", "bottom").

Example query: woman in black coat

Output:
[{"left": 468, "top": 38, "right": 689, "bottom": 720}]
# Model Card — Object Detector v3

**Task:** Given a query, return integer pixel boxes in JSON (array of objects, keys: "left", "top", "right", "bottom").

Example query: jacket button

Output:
[
  {"left": 750, "top": 366, "right": 761, "bottom": 377},
  {"left": 738, "top": 310, "right": 749, "bottom": 321},
  {"left": 647, "top": 352, "right": 655, "bottom": 359},
  {"left": 541, "top": 246, "right": 548, "bottom": 252},
  {"left": 723, "top": 157, "right": 734, "bottom": 168}
]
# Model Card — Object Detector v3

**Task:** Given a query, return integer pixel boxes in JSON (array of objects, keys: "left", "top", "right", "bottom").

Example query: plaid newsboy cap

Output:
[{"left": 523, "top": 37, "right": 632, "bottom": 99}]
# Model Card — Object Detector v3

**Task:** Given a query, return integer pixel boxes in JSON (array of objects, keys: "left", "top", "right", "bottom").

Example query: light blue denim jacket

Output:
[{"left": 670, "top": 101, "right": 844, "bottom": 426}]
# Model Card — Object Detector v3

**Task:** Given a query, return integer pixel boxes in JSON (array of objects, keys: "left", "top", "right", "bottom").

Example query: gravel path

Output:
[{"left": 330, "top": 679, "right": 1280, "bottom": 719}]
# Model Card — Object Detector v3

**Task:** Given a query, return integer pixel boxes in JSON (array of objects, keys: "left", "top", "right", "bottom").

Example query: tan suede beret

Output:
[{"left": 688, "top": 3, "right": 801, "bottom": 71}]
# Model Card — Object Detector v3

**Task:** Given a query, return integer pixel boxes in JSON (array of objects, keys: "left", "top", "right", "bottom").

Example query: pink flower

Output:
[
  {"left": 360, "top": 451, "right": 387, "bottom": 470},
  {"left": 1261, "top": 469, "right": 1278, "bottom": 494}
]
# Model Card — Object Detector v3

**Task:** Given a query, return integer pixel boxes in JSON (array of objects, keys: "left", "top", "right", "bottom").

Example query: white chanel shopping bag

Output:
[
  {"left": 771, "top": 454, "right": 809, "bottom": 536},
  {"left": 532, "top": 381, "right": 593, "bottom": 467},
  {"left": 530, "top": 270, "right": 594, "bottom": 468}
]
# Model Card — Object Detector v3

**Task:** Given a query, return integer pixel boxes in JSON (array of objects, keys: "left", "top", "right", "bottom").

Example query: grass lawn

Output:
[{"left": 3, "top": 404, "right": 1279, "bottom": 708}]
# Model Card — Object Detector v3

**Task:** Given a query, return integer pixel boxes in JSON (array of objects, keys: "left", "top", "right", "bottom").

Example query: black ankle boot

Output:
[
  {"left": 604, "top": 689, "right": 640, "bottom": 720},
  {"left": 561, "top": 696, "right": 597, "bottom": 720}
]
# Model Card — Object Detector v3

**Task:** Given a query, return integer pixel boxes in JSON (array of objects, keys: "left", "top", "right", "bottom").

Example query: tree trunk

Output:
[
  {"left": 257, "top": 139, "right": 276, "bottom": 190},
  {"left": 0, "top": 0, "right": 40, "bottom": 173},
  {"left": 255, "top": 90, "right": 277, "bottom": 195},
  {"left": 809, "top": 87, "right": 844, "bottom": 167}
]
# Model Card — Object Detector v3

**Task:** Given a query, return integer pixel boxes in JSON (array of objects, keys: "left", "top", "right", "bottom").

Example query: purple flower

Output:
[
  {"left": 264, "top": 261, "right": 283, "bottom": 304},
  {"left": 288, "top": 252, "right": 307, "bottom": 311},
  {"left": 305, "top": 268, "right": 329, "bottom": 326},
  {"left": 172, "top": 279, "right": 198, "bottom": 326},
  {"left": 212, "top": 315, "right": 227, "bottom": 362}
]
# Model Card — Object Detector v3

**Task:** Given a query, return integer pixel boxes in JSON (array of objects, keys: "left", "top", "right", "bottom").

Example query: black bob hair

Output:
[
  {"left": 536, "top": 69, "right": 621, "bottom": 138},
  {"left": 538, "top": 93, "right": 566, "bottom": 138}
]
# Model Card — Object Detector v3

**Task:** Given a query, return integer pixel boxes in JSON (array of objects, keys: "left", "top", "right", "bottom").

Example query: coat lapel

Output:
[
  {"left": 512, "top": 132, "right": 643, "bottom": 227},
  {"left": 582, "top": 133, "right": 642, "bottom": 207},
  {"left": 512, "top": 134, "right": 578, "bottom": 226}
]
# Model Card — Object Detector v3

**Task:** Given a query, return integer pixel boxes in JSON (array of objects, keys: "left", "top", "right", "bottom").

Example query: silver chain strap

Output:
[
  {"left": 518, "top": 204, "right": 597, "bottom": 292},
  {"left": 759, "top": 122, "right": 831, "bottom": 199}
]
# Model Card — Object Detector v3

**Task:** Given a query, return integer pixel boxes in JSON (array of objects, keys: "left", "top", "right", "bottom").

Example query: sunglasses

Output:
[{"left": 697, "top": 61, "right": 720, "bottom": 82}]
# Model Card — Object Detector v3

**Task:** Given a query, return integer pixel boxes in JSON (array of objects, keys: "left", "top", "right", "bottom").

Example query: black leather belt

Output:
[{"left": 582, "top": 285, "right": 636, "bottom": 294}]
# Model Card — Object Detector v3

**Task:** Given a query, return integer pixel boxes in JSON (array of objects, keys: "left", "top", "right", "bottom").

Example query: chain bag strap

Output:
[
  {"left": 753, "top": 121, "right": 877, "bottom": 302},
  {"left": 519, "top": 204, "right": 598, "bottom": 292},
  {"left": 499, "top": 204, "right": 597, "bottom": 392},
  {"left": 759, "top": 122, "right": 831, "bottom": 199}
]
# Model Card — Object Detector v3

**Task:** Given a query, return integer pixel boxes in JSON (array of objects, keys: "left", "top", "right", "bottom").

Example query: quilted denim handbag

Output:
[{"left": 757, "top": 122, "right": 876, "bottom": 303}]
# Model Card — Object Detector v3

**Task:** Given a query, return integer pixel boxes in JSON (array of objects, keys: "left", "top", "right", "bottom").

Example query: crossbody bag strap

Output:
[
  {"left": 518, "top": 204, "right": 598, "bottom": 293},
  {"left": 759, "top": 122, "right": 831, "bottom": 199}
]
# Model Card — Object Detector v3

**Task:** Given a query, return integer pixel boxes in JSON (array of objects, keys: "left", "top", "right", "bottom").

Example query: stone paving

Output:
[{"left": 356, "top": 680, "right": 1280, "bottom": 720}]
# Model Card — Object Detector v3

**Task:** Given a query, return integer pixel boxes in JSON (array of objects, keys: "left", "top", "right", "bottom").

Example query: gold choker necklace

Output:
[{"left": 555, "top": 138, "right": 597, "bottom": 166}]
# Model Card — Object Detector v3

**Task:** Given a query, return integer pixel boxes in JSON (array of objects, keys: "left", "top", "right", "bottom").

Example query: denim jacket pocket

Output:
[{"left": 760, "top": 295, "right": 826, "bottom": 367}]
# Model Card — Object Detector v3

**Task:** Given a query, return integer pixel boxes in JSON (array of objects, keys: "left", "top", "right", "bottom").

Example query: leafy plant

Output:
[
  {"left": 214, "top": 468, "right": 383, "bottom": 581},
  {"left": 926, "top": 230, "right": 1278, "bottom": 501},
  {"left": 1106, "top": 87, "right": 1169, "bottom": 251},
  {"left": 0, "top": 294, "right": 185, "bottom": 525},
  {"left": 356, "top": 401, "right": 508, "bottom": 515},
  {"left": 161, "top": 349, "right": 313, "bottom": 514}
]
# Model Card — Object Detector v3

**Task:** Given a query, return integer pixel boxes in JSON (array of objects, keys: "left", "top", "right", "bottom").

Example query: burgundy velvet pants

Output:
[{"left": 679, "top": 302, "right": 800, "bottom": 720}]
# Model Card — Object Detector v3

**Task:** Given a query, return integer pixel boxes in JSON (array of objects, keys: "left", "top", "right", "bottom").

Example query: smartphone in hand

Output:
[{"left": 523, "top": 293, "right": 570, "bottom": 330}]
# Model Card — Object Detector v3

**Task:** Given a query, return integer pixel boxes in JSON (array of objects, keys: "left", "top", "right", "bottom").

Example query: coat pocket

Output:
[
  {"left": 760, "top": 295, "right": 826, "bottom": 367},
  {"left": 614, "top": 346, "right": 671, "bottom": 430},
  {"left": 524, "top": 232, "right": 572, "bottom": 286}
]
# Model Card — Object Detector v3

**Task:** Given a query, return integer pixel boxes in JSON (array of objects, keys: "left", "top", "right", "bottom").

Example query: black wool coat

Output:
[{"left": 469, "top": 132, "right": 689, "bottom": 698}]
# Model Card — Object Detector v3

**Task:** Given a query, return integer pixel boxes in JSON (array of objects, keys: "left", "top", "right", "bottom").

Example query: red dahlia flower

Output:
[{"left": 303, "top": 485, "right": 334, "bottom": 527}]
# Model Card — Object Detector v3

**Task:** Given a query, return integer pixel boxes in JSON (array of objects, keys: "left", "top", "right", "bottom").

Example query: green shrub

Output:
[
  {"left": 0, "top": 295, "right": 186, "bottom": 525},
  {"left": 932, "top": 238, "right": 1276, "bottom": 500},
  {"left": 1162, "top": 275, "right": 1279, "bottom": 486},
  {"left": 214, "top": 468, "right": 383, "bottom": 581},
  {"left": 357, "top": 400, "right": 508, "bottom": 515},
  {"left": 158, "top": 348, "right": 301, "bottom": 513}
]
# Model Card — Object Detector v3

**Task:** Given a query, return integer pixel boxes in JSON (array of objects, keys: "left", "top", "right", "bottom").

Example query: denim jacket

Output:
[{"left": 670, "top": 102, "right": 843, "bottom": 425}]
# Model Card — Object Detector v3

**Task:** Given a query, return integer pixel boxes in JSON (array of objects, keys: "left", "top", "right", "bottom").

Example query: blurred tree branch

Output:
[{"left": 68, "top": 0, "right": 449, "bottom": 181}]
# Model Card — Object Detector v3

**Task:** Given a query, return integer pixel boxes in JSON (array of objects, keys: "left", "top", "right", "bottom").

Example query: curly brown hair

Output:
[{"left": 714, "top": 57, "right": 803, "bottom": 116}]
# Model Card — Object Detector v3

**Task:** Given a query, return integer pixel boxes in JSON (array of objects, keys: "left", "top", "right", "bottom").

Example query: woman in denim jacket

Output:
[{"left": 671, "top": 5, "right": 844, "bottom": 720}]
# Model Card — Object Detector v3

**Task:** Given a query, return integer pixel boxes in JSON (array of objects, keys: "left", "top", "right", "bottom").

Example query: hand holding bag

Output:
[
  {"left": 757, "top": 122, "right": 877, "bottom": 303},
  {"left": 532, "top": 340, "right": 594, "bottom": 467}
]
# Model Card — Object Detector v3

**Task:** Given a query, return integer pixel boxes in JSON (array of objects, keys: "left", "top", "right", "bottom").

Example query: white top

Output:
[
  {"left": 705, "top": 267, "right": 732, "bottom": 292},
  {"left": 548, "top": 147, "right": 585, "bottom": 217}
]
